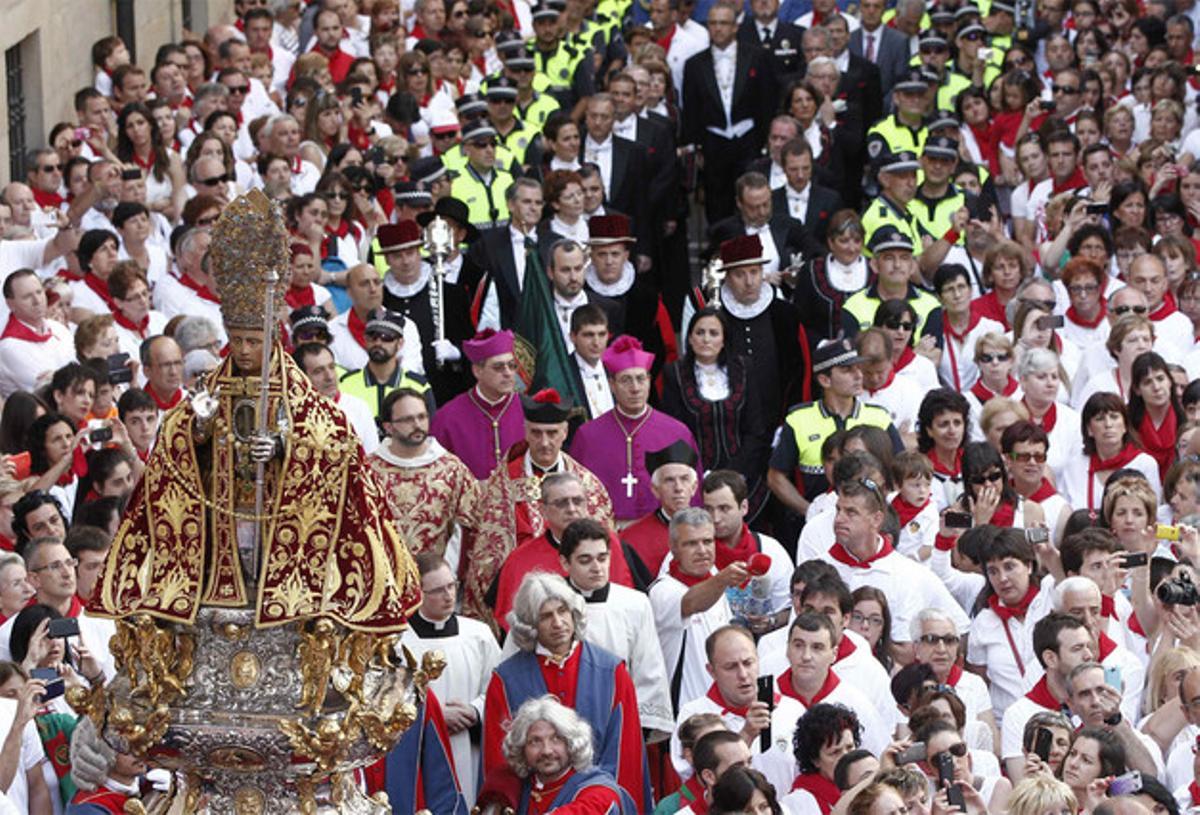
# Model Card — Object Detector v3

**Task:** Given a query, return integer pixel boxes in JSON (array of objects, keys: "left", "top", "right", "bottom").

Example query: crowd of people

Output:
[{"left": 4, "top": 0, "right": 1200, "bottom": 811}]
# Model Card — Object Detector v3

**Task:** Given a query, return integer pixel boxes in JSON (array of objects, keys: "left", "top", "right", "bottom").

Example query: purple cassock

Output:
[
  {"left": 430, "top": 388, "right": 525, "bottom": 479},
  {"left": 569, "top": 407, "right": 700, "bottom": 521}
]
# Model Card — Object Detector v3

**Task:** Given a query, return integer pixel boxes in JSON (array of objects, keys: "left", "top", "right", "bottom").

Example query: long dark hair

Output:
[
  {"left": 116, "top": 102, "right": 170, "bottom": 181},
  {"left": 1128, "top": 350, "right": 1183, "bottom": 434},
  {"left": 960, "top": 441, "right": 1018, "bottom": 507},
  {"left": 851, "top": 585, "right": 894, "bottom": 671},
  {"left": 24, "top": 413, "right": 74, "bottom": 475},
  {"left": 0, "top": 392, "right": 47, "bottom": 455},
  {"left": 683, "top": 306, "right": 730, "bottom": 367}
]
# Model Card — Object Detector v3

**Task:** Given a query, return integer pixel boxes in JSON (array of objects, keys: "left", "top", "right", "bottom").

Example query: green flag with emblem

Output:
[{"left": 512, "top": 242, "right": 585, "bottom": 409}]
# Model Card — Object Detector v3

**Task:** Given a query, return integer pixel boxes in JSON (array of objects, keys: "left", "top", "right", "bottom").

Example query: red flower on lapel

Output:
[
  {"left": 819, "top": 210, "right": 828, "bottom": 219},
  {"left": 749, "top": 68, "right": 757, "bottom": 78}
]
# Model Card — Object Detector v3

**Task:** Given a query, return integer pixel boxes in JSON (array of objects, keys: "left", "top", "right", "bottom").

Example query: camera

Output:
[{"left": 1157, "top": 571, "right": 1200, "bottom": 606}]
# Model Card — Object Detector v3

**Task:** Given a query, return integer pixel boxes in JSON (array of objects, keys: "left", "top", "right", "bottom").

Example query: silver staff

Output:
[
  {"left": 701, "top": 255, "right": 726, "bottom": 308},
  {"left": 251, "top": 262, "right": 280, "bottom": 581},
  {"left": 423, "top": 215, "right": 454, "bottom": 368}
]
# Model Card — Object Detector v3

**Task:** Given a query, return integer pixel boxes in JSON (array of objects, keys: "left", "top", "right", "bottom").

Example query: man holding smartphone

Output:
[{"left": 1066, "top": 661, "right": 1161, "bottom": 776}]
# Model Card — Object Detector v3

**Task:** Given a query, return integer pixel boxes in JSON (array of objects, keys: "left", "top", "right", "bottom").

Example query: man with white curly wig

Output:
[
  {"left": 486, "top": 695, "right": 636, "bottom": 813},
  {"left": 482, "top": 572, "right": 653, "bottom": 812}
]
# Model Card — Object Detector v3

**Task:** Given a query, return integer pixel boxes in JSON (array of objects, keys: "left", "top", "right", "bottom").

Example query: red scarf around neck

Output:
[
  {"left": 717, "top": 525, "right": 758, "bottom": 569},
  {"left": 1066, "top": 300, "right": 1106, "bottom": 329},
  {"left": 83, "top": 273, "right": 114, "bottom": 309},
  {"left": 894, "top": 345, "right": 916, "bottom": 374},
  {"left": 1100, "top": 594, "right": 1117, "bottom": 620},
  {"left": 1089, "top": 442, "right": 1140, "bottom": 479},
  {"left": 285, "top": 285, "right": 316, "bottom": 310},
  {"left": 669, "top": 559, "right": 710, "bottom": 587},
  {"left": 0, "top": 315, "right": 50, "bottom": 343},
  {"left": 930, "top": 448, "right": 963, "bottom": 478},
  {"left": 777, "top": 668, "right": 840, "bottom": 707},
  {"left": 970, "top": 376, "right": 1019, "bottom": 403},
  {"left": 828, "top": 535, "right": 895, "bottom": 569},
  {"left": 1025, "top": 400, "right": 1056, "bottom": 433},
  {"left": 987, "top": 583, "right": 1039, "bottom": 622},
  {"left": 1137, "top": 406, "right": 1177, "bottom": 481},
  {"left": 111, "top": 309, "right": 149, "bottom": 337},
  {"left": 1025, "top": 675, "right": 1064, "bottom": 710},
  {"left": 347, "top": 309, "right": 370, "bottom": 348},
  {"left": 706, "top": 682, "right": 751, "bottom": 717},
  {"left": 1028, "top": 478, "right": 1057, "bottom": 502},
  {"left": 177, "top": 273, "right": 220, "bottom": 303},
  {"left": 790, "top": 772, "right": 841, "bottom": 815},
  {"left": 892, "top": 494, "right": 930, "bottom": 527},
  {"left": 1150, "top": 290, "right": 1178, "bottom": 321},
  {"left": 989, "top": 499, "right": 1016, "bottom": 528}
]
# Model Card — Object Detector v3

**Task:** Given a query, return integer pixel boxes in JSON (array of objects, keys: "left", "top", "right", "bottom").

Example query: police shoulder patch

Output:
[{"left": 868, "top": 140, "right": 883, "bottom": 158}]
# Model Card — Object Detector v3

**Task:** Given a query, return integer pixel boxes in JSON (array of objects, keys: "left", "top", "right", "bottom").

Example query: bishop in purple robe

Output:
[
  {"left": 431, "top": 328, "right": 526, "bottom": 479},
  {"left": 569, "top": 336, "right": 701, "bottom": 523}
]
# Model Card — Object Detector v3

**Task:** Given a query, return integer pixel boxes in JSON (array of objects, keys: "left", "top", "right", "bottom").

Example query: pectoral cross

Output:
[{"left": 621, "top": 471, "right": 639, "bottom": 498}]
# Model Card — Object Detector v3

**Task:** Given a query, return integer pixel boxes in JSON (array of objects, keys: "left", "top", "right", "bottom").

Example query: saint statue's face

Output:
[{"left": 228, "top": 327, "right": 267, "bottom": 374}]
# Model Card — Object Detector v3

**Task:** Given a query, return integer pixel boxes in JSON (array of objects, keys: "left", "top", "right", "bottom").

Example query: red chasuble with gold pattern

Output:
[{"left": 89, "top": 346, "right": 421, "bottom": 631}]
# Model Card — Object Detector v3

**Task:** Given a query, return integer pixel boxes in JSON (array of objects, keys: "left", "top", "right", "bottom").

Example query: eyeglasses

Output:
[
  {"left": 487, "top": 360, "right": 519, "bottom": 372},
  {"left": 365, "top": 332, "right": 400, "bottom": 342},
  {"left": 227, "top": 85, "right": 251, "bottom": 95},
  {"left": 453, "top": 9, "right": 468, "bottom": 16},
  {"left": 968, "top": 470, "right": 1005, "bottom": 485},
  {"left": 198, "top": 174, "right": 230, "bottom": 186},
  {"left": 40, "top": 164, "right": 62, "bottom": 173},
  {"left": 433, "top": 130, "right": 460, "bottom": 139},
  {"left": 977, "top": 352, "right": 1011, "bottom": 363},
  {"left": 918, "top": 633, "right": 960, "bottom": 647},
  {"left": 851, "top": 611, "right": 885, "bottom": 627},
  {"left": 1009, "top": 451, "right": 1047, "bottom": 463},
  {"left": 1052, "top": 84, "right": 1080, "bottom": 95},
  {"left": 407, "top": 67, "right": 430, "bottom": 76},
  {"left": 933, "top": 743, "right": 969, "bottom": 761},
  {"left": 884, "top": 319, "right": 915, "bottom": 331},
  {"left": 962, "top": 31, "right": 984, "bottom": 41},
  {"left": 1067, "top": 283, "right": 1100, "bottom": 295},
  {"left": 32, "top": 557, "right": 78, "bottom": 574},
  {"left": 1021, "top": 297, "right": 1057, "bottom": 312},
  {"left": 920, "top": 43, "right": 949, "bottom": 53},
  {"left": 1112, "top": 304, "right": 1148, "bottom": 315},
  {"left": 547, "top": 495, "right": 588, "bottom": 508}
]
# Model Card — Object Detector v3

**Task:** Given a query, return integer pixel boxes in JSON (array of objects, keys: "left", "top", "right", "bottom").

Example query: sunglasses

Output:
[
  {"left": 918, "top": 633, "right": 960, "bottom": 646},
  {"left": 962, "top": 31, "right": 984, "bottom": 41},
  {"left": 935, "top": 743, "right": 969, "bottom": 760},
  {"left": 1067, "top": 283, "right": 1100, "bottom": 294},
  {"left": 1112, "top": 304, "right": 1148, "bottom": 315},
  {"left": 198, "top": 174, "right": 231, "bottom": 185},
  {"left": 407, "top": 67, "right": 430, "bottom": 76},
  {"left": 227, "top": 85, "right": 251, "bottom": 95},
  {"left": 40, "top": 164, "right": 62, "bottom": 173},
  {"left": 884, "top": 320, "right": 915, "bottom": 331},
  {"left": 1009, "top": 451, "right": 1047, "bottom": 463},
  {"left": 977, "top": 352, "right": 1011, "bottom": 363},
  {"left": 325, "top": 191, "right": 351, "bottom": 200},
  {"left": 968, "top": 470, "right": 1005, "bottom": 485},
  {"left": 468, "top": 138, "right": 498, "bottom": 148},
  {"left": 920, "top": 43, "right": 949, "bottom": 52},
  {"left": 1052, "top": 84, "right": 1080, "bottom": 94},
  {"left": 365, "top": 331, "right": 400, "bottom": 342}
]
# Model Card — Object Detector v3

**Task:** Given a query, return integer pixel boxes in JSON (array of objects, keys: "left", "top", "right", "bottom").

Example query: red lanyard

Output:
[{"left": 1001, "top": 617, "right": 1026, "bottom": 676}]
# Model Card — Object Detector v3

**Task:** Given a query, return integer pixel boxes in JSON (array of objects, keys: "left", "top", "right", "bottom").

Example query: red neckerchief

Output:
[
  {"left": 812, "top": 8, "right": 826, "bottom": 23},
  {"left": 892, "top": 494, "right": 930, "bottom": 527},
  {"left": 0, "top": 533, "right": 12, "bottom": 552},
  {"left": 176, "top": 273, "right": 220, "bottom": 303},
  {"left": 143, "top": 382, "right": 182, "bottom": 411},
  {"left": 706, "top": 682, "right": 751, "bottom": 717},
  {"left": 1025, "top": 675, "right": 1064, "bottom": 710},
  {"left": 894, "top": 345, "right": 916, "bottom": 374},
  {"left": 947, "top": 663, "right": 964, "bottom": 686},
  {"left": 790, "top": 772, "right": 841, "bottom": 815},
  {"left": 970, "top": 291, "right": 1009, "bottom": 330},
  {"left": 669, "top": 560, "right": 710, "bottom": 587},
  {"left": 285, "top": 285, "right": 316, "bottom": 309},
  {"left": 32, "top": 188, "right": 64, "bottom": 209},
  {"left": 1129, "top": 611, "right": 1146, "bottom": 637},
  {"left": 681, "top": 775, "right": 708, "bottom": 813},
  {"left": 83, "top": 273, "right": 114, "bottom": 309},
  {"left": 777, "top": 668, "right": 840, "bottom": 707},
  {"left": 291, "top": 155, "right": 304, "bottom": 175},
  {"left": 1100, "top": 594, "right": 1118, "bottom": 620},
  {"left": 1150, "top": 290, "right": 1178, "bottom": 321},
  {"left": 56, "top": 267, "right": 82, "bottom": 283},
  {"left": 131, "top": 149, "right": 155, "bottom": 172},
  {"left": 1052, "top": 167, "right": 1086, "bottom": 195},
  {"left": 987, "top": 583, "right": 1039, "bottom": 622},
  {"left": 1190, "top": 782, "right": 1200, "bottom": 807},
  {"left": 1138, "top": 406, "right": 1177, "bottom": 480},
  {"left": 1066, "top": 300, "right": 1106, "bottom": 329},
  {"left": 655, "top": 23, "right": 676, "bottom": 51},
  {"left": 111, "top": 309, "right": 149, "bottom": 337},
  {"left": 717, "top": 525, "right": 758, "bottom": 569},
  {"left": 1028, "top": 479, "right": 1057, "bottom": 502},
  {"left": 929, "top": 448, "right": 963, "bottom": 478},
  {"left": 1087, "top": 443, "right": 1141, "bottom": 509},
  {"left": 347, "top": 122, "right": 372, "bottom": 150},
  {"left": 0, "top": 315, "right": 51, "bottom": 343},
  {"left": 943, "top": 310, "right": 983, "bottom": 390},
  {"left": 1098, "top": 632, "right": 1117, "bottom": 661},
  {"left": 828, "top": 535, "right": 895, "bottom": 568},
  {"left": 970, "top": 376, "right": 1019, "bottom": 403},
  {"left": 990, "top": 499, "right": 1016, "bottom": 527},
  {"left": 1025, "top": 400, "right": 1057, "bottom": 433},
  {"left": 347, "top": 308, "right": 368, "bottom": 348},
  {"left": 870, "top": 363, "right": 898, "bottom": 395},
  {"left": 836, "top": 635, "right": 856, "bottom": 662}
]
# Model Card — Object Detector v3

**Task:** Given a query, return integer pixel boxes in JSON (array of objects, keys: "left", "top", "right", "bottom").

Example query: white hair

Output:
[
  {"left": 1053, "top": 575, "right": 1101, "bottom": 611},
  {"left": 909, "top": 607, "right": 958, "bottom": 641},
  {"left": 506, "top": 572, "right": 586, "bottom": 652},
  {"left": 668, "top": 507, "right": 713, "bottom": 544},
  {"left": 1016, "top": 346, "right": 1060, "bottom": 379},
  {"left": 502, "top": 695, "right": 594, "bottom": 777}
]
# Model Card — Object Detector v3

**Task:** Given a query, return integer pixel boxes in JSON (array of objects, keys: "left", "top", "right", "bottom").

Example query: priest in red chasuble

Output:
[
  {"left": 461, "top": 388, "right": 614, "bottom": 623},
  {"left": 89, "top": 190, "right": 421, "bottom": 631}
]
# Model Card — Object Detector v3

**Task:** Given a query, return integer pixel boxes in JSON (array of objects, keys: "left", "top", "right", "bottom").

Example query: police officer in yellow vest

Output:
[
  {"left": 862, "top": 150, "right": 926, "bottom": 258},
  {"left": 530, "top": 0, "right": 596, "bottom": 110},
  {"left": 450, "top": 119, "right": 515, "bottom": 229},
  {"left": 866, "top": 68, "right": 932, "bottom": 160},
  {"left": 505, "top": 46, "right": 562, "bottom": 130},
  {"left": 337, "top": 307, "right": 434, "bottom": 421},
  {"left": 942, "top": 21, "right": 1002, "bottom": 109},
  {"left": 912, "top": 136, "right": 967, "bottom": 246},
  {"left": 766, "top": 338, "right": 903, "bottom": 518},
  {"left": 486, "top": 76, "right": 544, "bottom": 172},
  {"left": 439, "top": 95, "right": 522, "bottom": 177},
  {"left": 841, "top": 225, "right": 940, "bottom": 337}
]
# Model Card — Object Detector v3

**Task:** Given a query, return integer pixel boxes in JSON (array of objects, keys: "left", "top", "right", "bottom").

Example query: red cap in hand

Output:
[{"left": 748, "top": 553, "right": 771, "bottom": 577}]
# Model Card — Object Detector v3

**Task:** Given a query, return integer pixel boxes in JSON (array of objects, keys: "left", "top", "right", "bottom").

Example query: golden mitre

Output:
[{"left": 208, "top": 189, "right": 290, "bottom": 331}]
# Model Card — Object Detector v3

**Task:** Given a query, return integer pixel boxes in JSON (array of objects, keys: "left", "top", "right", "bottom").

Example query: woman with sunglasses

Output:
[
  {"left": 955, "top": 441, "right": 1045, "bottom": 532},
  {"left": 965, "top": 333, "right": 1022, "bottom": 440},
  {"left": 399, "top": 51, "right": 435, "bottom": 111},
  {"left": 913, "top": 718, "right": 1010, "bottom": 812},
  {"left": 315, "top": 172, "right": 368, "bottom": 266},
  {"left": 1061, "top": 392, "right": 1162, "bottom": 510},
  {"left": 872, "top": 299, "right": 940, "bottom": 392}
]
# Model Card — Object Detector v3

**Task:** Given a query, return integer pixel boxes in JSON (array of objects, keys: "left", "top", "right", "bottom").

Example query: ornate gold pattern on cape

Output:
[
  {"left": 459, "top": 441, "right": 613, "bottom": 622},
  {"left": 90, "top": 347, "right": 421, "bottom": 631},
  {"left": 366, "top": 449, "right": 481, "bottom": 559}
]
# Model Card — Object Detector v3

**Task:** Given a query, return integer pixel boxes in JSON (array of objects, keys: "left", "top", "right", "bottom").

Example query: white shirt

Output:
[
  {"left": 152, "top": 273, "right": 229, "bottom": 345},
  {"left": 612, "top": 114, "right": 638, "bottom": 142},
  {"left": 327, "top": 309, "right": 424, "bottom": 373},
  {"left": 695, "top": 362, "right": 730, "bottom": 401},
  {"left": 0, "top": 319, "right": 77, "bottom": 398},
  {"left": 785, "top": 183, "right": 811, "bottom": 221},
  {"left": 967, "top": 577, "right": 1055, "bottom": 720},
  {"left": 939, "top": 314, "right": 1005, "bottom": 391},
  {"left": 712, "top": 42, "right": 738, "bottom": 122},
  {"left": 553, "top": 290, "right": 588, "bottom": 346},
  {"left": 583, "top": 135, "right": 615, "bottom": 198},
  {"left": 863, "top": 374, "right": 921, "bottom": 435},
  {"left": 290, "top": 157, "right": 322, "bottom": 195},
  {"left": 745, "top": 223, "right": 780, "bottom": 276},
  {"left": 1058, "top": 449, "right": 1162, "bottom": 512},
  {"left": 113, "top": 310, "right": 169, "bottom": 360},
  {"left": 648, "top": 568, "right": 732, "bottom": 712},
  {"left": 337, "top": 391, "right": 380, "bottom": 454},
  {"left": 575, "top": 354, "right": 614, "bottom": 417}
]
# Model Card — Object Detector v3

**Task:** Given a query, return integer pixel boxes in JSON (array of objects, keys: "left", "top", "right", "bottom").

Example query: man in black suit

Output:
[
  {"left": 579, "top": 94, "right": 651, "bottom": 254},
  {"left": 681, "top": 0, "right": 779, "bottom": 225},
  {"left": 546, "top": 237, "right": 623, "bottom": 344},
  {"left": 584, "top": 214, "right": 666, "bottom": 368},
  {"left": 467, "top": 177, "right": 549, "bottom": 330},
  {"left": 770, "top": 139, "right": 844, "bottom": 245},
  {"left": 849, "top": 0, "right": 912, "bottom": 100},
  {"left": 737, "top": 0, "right": 806, "bottom": 84},
  {"left": 826, "top": 14, "right": 884, "bottom": 129},
  {"left": 746, "top": 114, "right": 801, "bottom": 190},
  {"left": 707, "top": 171, "right": 822, "bottom": 284}
]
